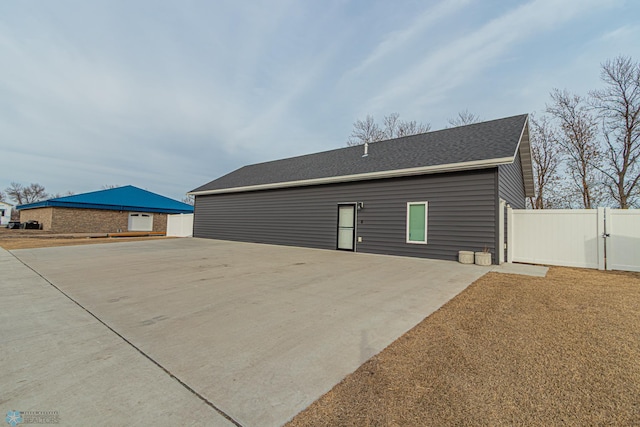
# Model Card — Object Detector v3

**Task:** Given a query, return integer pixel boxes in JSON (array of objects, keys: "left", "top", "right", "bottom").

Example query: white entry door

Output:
[
  {"left": 128, "top": 212, "right": 153, "bottom": 231},
  {"left": 337, "top": 204, "right": 356, "bottom": 251}
]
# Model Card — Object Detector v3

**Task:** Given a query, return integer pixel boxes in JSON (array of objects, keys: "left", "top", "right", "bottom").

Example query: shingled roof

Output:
[{"left": 192, "top": 114, "right": 534, "bottom": 196}]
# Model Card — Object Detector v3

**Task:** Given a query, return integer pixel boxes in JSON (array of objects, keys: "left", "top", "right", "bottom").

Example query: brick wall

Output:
[
  {"left": 21, "top": 207, "right": 168, "bottom": 233},
  {"left": 19, "top": 208, "right": 54, "bottom": 230},
  {"left": 153, "top": 212, "right": 167, "bottom": 232},
  {"left": 51, "top": 208, "right": 129, "bottom": 233}
]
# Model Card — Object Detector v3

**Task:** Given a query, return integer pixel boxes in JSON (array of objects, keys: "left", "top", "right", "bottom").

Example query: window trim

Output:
[{"left": 406, "top": 201, "right": 428, "bottom": 244}]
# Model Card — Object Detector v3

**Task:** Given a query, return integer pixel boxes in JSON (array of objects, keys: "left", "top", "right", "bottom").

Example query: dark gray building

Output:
[{"left": 190, "top": 114, "right": 534, "bottom": 264}]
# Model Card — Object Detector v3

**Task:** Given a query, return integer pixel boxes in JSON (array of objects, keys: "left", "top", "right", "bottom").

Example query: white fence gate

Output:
[
  {"left": 508, "top": 208, "right": 640, "bottom": 272},
  {"left": 166, "top": 213, "right": 194, "bottom": 237},
  {"left": 607, "top": 210, "right": 640, "bottom": 272}
]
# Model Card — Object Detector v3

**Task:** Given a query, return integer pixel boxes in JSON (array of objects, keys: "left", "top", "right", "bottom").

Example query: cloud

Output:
[
  {"left": 0, "top": 0, "right": 636, "bottom": 200},
  {"left": 345, "top": 0, "right": 471, "bottom": 78},
  {"left": 365, "top": 0, "right": 617, "bottom": 114},
  {"left": 598, "top": 24, "right": 640, "bottom": 41}
]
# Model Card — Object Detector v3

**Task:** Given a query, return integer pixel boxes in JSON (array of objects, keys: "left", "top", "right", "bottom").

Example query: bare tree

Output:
[
  {"left": 381, "top": 112, "right": 431, "bottom": 138},
  {"left": 347, "top": 115, "right": 384, "bottom": 146},
  {"left": 382, "top": 113, "right": 400, "bottom": 139},
  {"left": 447, "top": 109, "right": 481, "bottom": 127},
  {"left": 547, "top": 89, "right": 602, "bottom": 208},
  {"left": 395, "top": 119, "right": 431, "bottom": 137},
  {"left": 25, "top": 183, "right": 49, "bottom": 203},
  {"left": 0, "top": 190, "right": 5, "bottom": 202},
  {"left": 101, "top": 184, "right": 121, "bottom": 190},
  {"left": 5, "top": 182, "right": 24, "bottom": 205},
  {"left": 590, "top": 56, "right": 640, "bottom": 208},
  {"left": 347, "top": 113, "right": 430, "bottom": 146},
  {"left": 5, "top": 182, "right": 49, "bottom": 205},
  {"left": 49, "top": 191, "right": 75, "bottom": 199},
  {"left": 182, "top": 195, "right": 195, "bottom": 205},
  {"left": 528, "top": 116, "right": 564, "bottom": 209}
]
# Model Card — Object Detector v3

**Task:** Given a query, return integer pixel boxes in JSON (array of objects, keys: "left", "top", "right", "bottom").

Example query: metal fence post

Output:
[{"left": 597, "top": 207, "right": 606, "bottom": 270}]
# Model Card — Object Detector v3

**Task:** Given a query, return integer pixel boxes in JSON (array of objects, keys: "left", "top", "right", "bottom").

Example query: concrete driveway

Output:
[{"left": 6, "top": 238, "right": 490, "bottom": 426}]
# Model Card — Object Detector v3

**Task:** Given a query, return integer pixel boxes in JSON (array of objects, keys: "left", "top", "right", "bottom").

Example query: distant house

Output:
[
  {"left": 17, "top": 185, "right": 193, "bottom": 233},
  {"left": 0, "top": 201, "right": 13, "bottom": 225},
  {"left": 190, "top": 115, "right": 534, "bottom": 264}
]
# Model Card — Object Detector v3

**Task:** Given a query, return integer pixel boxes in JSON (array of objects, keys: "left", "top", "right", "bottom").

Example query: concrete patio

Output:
[{"left": 5, "top": 238, "right": 493, "bottom": 426}]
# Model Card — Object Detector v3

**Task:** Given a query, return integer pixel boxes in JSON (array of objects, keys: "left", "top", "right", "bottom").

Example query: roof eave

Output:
[
  {"left": 189, "top": 157, "right": 516, "bottom": 196},
  {"left": 515, "top": 116, "right": 535, "bottom": 198},
  {"left": 16, "top": 201, "right": 51, "bottom": 210},
  {"left": 18, "top": 201, "right": 192, "bottom": 214}
]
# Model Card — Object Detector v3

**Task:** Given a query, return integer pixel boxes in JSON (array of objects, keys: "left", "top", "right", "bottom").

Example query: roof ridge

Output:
[
  {"left": 232, "top": 114, "right": 529, "bottom": 170},
  {"left": 51, "top": 185, "right": 137, "bottom": 202}
]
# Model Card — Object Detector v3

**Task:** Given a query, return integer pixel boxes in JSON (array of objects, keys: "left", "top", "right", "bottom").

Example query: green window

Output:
[{"left": 407, "top": 202, "right": 428, "bottom": 244}]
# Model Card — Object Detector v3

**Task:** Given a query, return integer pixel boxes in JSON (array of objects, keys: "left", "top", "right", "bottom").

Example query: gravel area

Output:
[{"left": 287, "top": 267, "right": 640, "bottom": 426}]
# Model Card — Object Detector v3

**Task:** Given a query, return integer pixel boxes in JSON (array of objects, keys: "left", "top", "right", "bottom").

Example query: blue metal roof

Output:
[{"left": 17, "top": 185, "right": 194, "bottom": 214}]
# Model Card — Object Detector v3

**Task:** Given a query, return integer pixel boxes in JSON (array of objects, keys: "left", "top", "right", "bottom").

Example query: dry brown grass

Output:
[
  {"left": 0, "top": 236, "right": 172, "bottom": 250},
  {"left": 0, "top": 226, "right": 174, "bottom": 250},
  {"left": 287, "top": 267, "right": 640, "bottom": 426}
]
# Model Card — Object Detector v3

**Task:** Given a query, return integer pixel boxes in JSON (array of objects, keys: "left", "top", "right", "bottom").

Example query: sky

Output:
[{"left": 1, "top": 0, "right": 639, "bottom": 201}]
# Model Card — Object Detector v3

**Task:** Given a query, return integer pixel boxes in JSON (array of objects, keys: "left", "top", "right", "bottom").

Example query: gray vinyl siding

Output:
[
  {"left": 498, "top": 151, "right": 527, "bottom": 261},
  {"left": 194, "top": 169, "right": 499, "bottom": 262},
  {"left": 498, "top": 151, "right": 526, "bottom": 209}
]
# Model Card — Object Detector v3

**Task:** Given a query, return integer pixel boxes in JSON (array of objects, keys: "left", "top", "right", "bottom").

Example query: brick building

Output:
[{"left": 17, "top": 186, "right": 193, "bottom": 234}]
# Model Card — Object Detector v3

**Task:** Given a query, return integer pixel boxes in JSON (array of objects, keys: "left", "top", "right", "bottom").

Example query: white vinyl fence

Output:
[
  {"left": 166, "top": 213, "right": 194, "bottom": 237},
  {"left": 607, "top": 210, "right": 640, "bottom": 272},
  {"left": 508, "top": 208, "right": 640, "bottom": 272}
]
